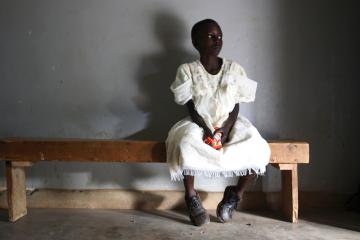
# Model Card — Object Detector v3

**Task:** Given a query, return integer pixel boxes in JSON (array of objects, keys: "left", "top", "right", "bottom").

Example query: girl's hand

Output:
[
  {"left": 213, "top": 127, "right": 224, "bottom": 135},
  {"left": 219, "top": 128, "right": 230, "bottom": 145},
  {"left": 202, "top": 129, "right": 213, "bottom": 142},
  {"left": 213, "top": 127, "right": 228, "bottom": 145},
  {"left": 220, "top": 132, "right": 229, "bottom": 145}
]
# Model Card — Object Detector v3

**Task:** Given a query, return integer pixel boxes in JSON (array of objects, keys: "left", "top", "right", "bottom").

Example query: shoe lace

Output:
[
  {"left": 189, "top": 196, "right": 201, "bottom": 210},
  {"left": 224, "top": 196, "right": 240, "bottom": 210}
]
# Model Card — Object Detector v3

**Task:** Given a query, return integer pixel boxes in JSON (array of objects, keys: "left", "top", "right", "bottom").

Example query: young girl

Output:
[{"left": 165, "top": 19, "right": 270, "bottom": 226}]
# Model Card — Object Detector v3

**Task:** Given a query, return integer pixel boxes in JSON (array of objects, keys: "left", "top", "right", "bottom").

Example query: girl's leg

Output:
[
  {"left": 216, "top": 172, "right": 256, "bottom": 223},
  {"left": 234, "top": 173, "right": 256, "bottom": 198},
  {"left": 183, "top": 175, "right": 197, "bottom": 197},
  {"left": 183, "top": 175, "right": 210, "bottom": 226}
]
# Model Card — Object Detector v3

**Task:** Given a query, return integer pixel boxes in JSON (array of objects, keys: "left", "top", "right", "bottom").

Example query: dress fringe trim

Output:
[{"left": 170, "top": 168, "right": 265, "bottom": 181}]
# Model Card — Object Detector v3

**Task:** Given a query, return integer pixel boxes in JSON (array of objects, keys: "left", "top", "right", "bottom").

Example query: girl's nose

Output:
[{"left": 214, "top": 38, "right": 221, "bottom": 46}]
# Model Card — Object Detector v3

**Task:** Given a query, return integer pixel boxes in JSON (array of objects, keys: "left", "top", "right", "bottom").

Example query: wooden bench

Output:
[{"left": 0, "top": 139, "right": 309, "bottom": 223}]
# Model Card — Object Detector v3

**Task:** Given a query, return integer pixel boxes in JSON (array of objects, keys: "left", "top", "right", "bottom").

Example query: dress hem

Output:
[{"left": 170, "top": 168, "right": 265, "bottom": 181}]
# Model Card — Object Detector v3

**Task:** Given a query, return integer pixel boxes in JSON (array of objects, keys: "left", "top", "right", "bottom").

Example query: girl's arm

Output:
[
  {"left": 217, "top": 103, "right": 239, "bottom": 144},
  {"left": 186, "top": 100, "right": 213, "bottom": 140}
]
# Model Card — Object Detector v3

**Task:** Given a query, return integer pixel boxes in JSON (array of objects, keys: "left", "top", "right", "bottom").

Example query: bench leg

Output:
[
  {"left": 6, "top": 161, "right": 29, "bottom": 222},
  {"left": 270, "top": 163, "right": 299, "bottom": 223},
  {"left": 280, "top": 164, "right": 298, "bottom": 223}
]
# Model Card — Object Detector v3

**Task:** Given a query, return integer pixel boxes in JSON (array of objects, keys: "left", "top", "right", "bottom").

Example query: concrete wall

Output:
[{"left": 0, "top": 0, "right": 358, "bottom": 193}]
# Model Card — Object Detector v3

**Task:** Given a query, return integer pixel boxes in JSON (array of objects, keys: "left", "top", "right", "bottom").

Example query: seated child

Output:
[{"left": 166, "top": 19, "right": 270, "bottom": 226}]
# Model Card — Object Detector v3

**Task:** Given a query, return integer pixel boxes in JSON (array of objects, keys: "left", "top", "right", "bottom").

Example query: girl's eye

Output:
[{"left": 208, "top": 35, "right": 222, "bottom": 40}]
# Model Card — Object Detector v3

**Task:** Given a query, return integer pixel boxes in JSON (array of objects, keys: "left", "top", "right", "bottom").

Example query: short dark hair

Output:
[{"left": 191, "top": 19, "right": 219, "bottom": 45}]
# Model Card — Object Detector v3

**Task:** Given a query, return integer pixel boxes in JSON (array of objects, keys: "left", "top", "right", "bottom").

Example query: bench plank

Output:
[
  {"left": 0, "top": 139, "right": 309, "bottom": 164},
  {"left": 0, "top": 139, "right": 166, "bottom": 163}
]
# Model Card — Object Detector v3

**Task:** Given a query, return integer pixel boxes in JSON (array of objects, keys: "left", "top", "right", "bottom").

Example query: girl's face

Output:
[{"left": 194, "top": 23, "right": 223, "bottom": 57}]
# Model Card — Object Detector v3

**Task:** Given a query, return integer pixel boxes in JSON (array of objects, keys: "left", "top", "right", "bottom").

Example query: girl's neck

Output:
[{"left": 200, "top": 55, "right": 222, "bottom": 75}]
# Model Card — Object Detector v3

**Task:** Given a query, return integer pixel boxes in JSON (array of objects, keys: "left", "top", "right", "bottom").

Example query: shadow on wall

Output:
[
  {"left": 0, "top": 9, "right": 196, "bottom": 193},
  {"left": 84, "top": 12, "right": 196, "bottom": 192},
  {"left": 123, "top": 11, "right": 196, "bottom": 141}
]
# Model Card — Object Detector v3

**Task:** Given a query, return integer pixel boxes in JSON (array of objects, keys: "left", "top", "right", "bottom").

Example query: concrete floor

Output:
[{"left": 0, "top": 209, "right": 359, "bottom": 240}]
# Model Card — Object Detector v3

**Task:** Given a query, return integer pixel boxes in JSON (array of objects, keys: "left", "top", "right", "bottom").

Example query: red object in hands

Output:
[
  {"left": 204, "top": 127, "right": 223, "bottom": 150},
  {"left": 204, "top": 136, "right": 213, "bottom": 145}
]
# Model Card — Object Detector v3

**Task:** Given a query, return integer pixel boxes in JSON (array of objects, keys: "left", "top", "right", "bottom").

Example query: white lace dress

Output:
[{"left": 166, "top": 58, "right": 270, "bottom": 181}]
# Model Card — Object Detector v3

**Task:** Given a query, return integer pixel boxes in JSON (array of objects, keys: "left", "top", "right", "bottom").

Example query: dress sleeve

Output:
[
  {"left": 170, "top": 64, "right": 192, "bottom": 105},
  {"left": 231, "top": 62, "right": 257, "bottom": 103}
]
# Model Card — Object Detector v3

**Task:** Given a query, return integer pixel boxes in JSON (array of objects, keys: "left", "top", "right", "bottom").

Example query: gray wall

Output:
[{"left": 0, "top": 0, "right": 358, "bottom": 193}]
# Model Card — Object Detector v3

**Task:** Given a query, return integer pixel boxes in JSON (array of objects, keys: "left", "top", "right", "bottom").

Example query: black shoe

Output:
[
  {"left": 185, "top": 192, "right": 210, "bottom": 226},
  {"left": 216, "top": 186, "right": 240, "bottom": 223}
]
